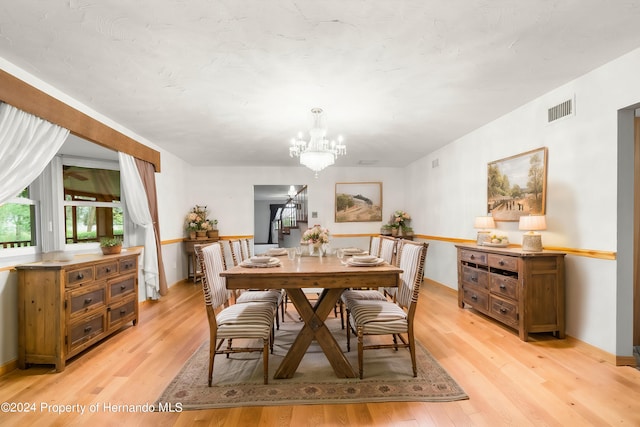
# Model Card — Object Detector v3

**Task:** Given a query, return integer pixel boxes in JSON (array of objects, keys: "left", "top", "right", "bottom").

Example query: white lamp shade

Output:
[
  {"left": 474, "top": 216, "right": 496, "bottom": 229},
  {"left": 518, "top": 215, "right": 547, "bottom": 231}
]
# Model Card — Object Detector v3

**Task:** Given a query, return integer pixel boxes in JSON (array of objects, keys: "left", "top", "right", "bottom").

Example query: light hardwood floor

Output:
[{"left": 1, "top": 280, "right": 639, "bottom": 426}]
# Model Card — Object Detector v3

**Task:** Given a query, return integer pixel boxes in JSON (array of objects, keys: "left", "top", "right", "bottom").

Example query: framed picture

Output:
[
  {"left": 487, "top": 147, "right": 547, "bottom": 222},
  {"left": 335, "top": 182, "right": 383, "bottom": 223}
]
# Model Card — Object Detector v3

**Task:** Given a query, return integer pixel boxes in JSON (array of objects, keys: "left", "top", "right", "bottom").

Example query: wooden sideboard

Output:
[
  {"left": 16, "top": 250, "right": 140, "bottom": 371},
  {"left": 184, "top": 232, "right": 219, "bottom": 283},
  {"left": 455, "top": 244, "right": 565, "bottom": 341}
]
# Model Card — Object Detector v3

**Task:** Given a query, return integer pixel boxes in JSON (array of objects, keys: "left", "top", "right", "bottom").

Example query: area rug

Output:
[{"left": 156, "top": 316, "right": 467, "bottom": 409}]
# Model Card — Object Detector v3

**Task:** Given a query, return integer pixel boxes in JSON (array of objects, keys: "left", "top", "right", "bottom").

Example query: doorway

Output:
[{"left": 253, "top": 185, "right": 306, "bottom": 253}]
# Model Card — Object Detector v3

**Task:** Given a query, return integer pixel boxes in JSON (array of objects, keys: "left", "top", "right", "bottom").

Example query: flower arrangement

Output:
[
  {"left": 392, "top": 210, "right": 411, "bottom": 229},
  {"left": 184, "top": 205, "right": 210, "bottom": 232},
  {"left": 301, "top": 224, "right": 330, "bottom": 245}
]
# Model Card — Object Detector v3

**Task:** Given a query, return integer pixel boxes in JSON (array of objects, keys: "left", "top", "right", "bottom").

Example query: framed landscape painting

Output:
[
  {"left": 487, "top": 147, "right": 547, "bottom": 222},
  {"left": 335, "top": 182, "right": 383, "bottom": 223}
]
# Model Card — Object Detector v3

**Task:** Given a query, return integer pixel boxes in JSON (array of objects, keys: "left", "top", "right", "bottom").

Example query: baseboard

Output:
[
  {"left": 0, "top": 359, "right": 17, "bottom": 377},
  {"left": 424, "top": 277, "right": 634, "bottom": 367}
]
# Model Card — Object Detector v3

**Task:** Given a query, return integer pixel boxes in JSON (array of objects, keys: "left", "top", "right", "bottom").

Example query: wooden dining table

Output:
[{"left": 219, "top": 254, "right": 403, "bottom": 379}]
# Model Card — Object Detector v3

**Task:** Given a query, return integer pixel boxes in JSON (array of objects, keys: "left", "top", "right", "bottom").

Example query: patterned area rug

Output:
[{"left": 156, "top": 316, "right": 467, "bottom": 409}]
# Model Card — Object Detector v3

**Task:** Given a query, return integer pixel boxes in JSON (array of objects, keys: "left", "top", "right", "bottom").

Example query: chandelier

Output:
[{"left": 289, "top": 108, "right": 346, "bottom": 176}]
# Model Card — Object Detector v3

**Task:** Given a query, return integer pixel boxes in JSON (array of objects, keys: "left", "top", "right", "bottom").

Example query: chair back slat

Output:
[
  {"left": 395, "top": 241, "right": 428, "bottom": 309},
  {"left": 369, "top": 236, "right": 381, "bottom": 257},
  {"left": 229, "top": 239, "right": 244, "bottom": 266},
  {"left": 379, "top": 236, "right": 397, "bottom": 264},
  {"left": 242, "top": 238, "right": 252, "bottom": 258},
  {"left": 197, "top": 242, "right": 228, "bottom": 309}
]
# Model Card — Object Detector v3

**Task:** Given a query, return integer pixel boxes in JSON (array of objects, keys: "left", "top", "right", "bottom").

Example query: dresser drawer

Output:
[
  {"left": 95, "top": 261, "right": 119, "bottom": 280},
  {"left": 461, "top": 265, "right": 488, "bottom": 289},
  {"left": 68, "top": 283, "right": 106, "bottom": 319},
  {"left": 66, "top": 266, "right": 94, "bottom": 287},
  {"left": 119, "top": 257, "right": 137, "bottom": 274},
  {"left": 490, "top": 295, "right": 518, "bottom": 325},
  {"left": 109, "top": 276, "right": 136, "bottom": 300},
  {"left": 488, "top": 254, "right": 519, "bottom": 272},
  {"left": 68, "top": 312, "right": 106, "bottom": 351},
  {"left": 109, "top": 297, "right": 136, "bottom": 327},
  {"left": 460, "top": 249, "right": 488, "bottom": 265},
  {"left": 489, "top": 274, "right": 519, "bottom": 300},
  {"left": 461, "top": 285, "right": 489, "bottom": 311}
]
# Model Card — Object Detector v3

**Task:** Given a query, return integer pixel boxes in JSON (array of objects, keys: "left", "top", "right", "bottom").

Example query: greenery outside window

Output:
[{"left": 0, "top": 188, "right": 37, "bottom": 249}]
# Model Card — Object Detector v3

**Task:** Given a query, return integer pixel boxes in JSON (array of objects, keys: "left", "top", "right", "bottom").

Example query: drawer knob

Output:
[
  {"left": 471, "top": 276, "right": 477, "bottom": 282},
  {"left": 500, "top": 307, "right": 507, "bottom": 313},
  {"left": 84, "top": 297, "right": 93, "bottom": 304},
  {"left": 106, "top": 267, "right": 111, "bottom": 273},
  {"left": 499, "top": 260, "right": 505, "bottom": 266},
  {"left": 77, "top": 273, "right": 84, "bottom": 280},
  {"left": 471, "top": 295, "right": 478, "bottom": 301},
  {"left": 84, "top": 325, "right": 92, "bottom": 333},
  {"left": 470, "top": 255, "right": 475, "bottom": 260},
  {"left": 499, "top": 284, "right": 506, "bottom": 290},
  {"left": 120, "top": 309, "right": 127, "bottom": 315},
  {"left": 120, "top": 285, "right": 127, "bottom": 290}
]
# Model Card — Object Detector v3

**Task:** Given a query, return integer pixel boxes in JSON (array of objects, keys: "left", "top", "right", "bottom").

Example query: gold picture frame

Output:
[
  {"left": 335, "top": 182, "right": 383, "bottom": 223},
  {"left": 487, "top": 147, "right": 547, "bottom": 222}
]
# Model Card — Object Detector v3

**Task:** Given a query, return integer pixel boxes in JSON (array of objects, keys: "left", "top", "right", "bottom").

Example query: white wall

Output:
[{"left": 406, "top": 47, "right": 640, "bottom": 356}]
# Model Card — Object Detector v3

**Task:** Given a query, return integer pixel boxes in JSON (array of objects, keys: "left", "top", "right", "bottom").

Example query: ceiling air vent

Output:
[{"left": 547, "top": 98, "right": 573, "bottom": 123}]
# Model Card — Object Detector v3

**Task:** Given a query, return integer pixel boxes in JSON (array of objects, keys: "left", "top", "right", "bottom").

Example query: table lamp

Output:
[
  {"left": 474, "top": 216, "right": 496, "bottom": 245},
  {"left": 519, "top": 215, "right": 547, "bottom": 251}
]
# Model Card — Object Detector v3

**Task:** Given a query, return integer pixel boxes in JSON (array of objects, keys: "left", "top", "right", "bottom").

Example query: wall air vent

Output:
[{"left": 547, "top": 98, "right": 574, "bottom": 123}]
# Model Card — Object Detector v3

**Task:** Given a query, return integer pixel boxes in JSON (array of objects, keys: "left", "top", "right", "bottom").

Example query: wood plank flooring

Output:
[{"left": 1, "top": 280, "right": 639, "bottom": 426}]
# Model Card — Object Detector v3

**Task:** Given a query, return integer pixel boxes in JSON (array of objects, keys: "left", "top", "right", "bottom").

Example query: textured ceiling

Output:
[{"left": 2, "top": 1, "right": 640, "bottom": 168}]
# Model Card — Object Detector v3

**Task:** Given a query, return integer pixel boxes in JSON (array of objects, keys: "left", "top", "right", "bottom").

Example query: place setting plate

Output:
[
  {"left": 240, "top": 256, "right": 281, "bottom": 268},
  {"left": 346, "top": 256, "right": 385, "bottom": 267}
]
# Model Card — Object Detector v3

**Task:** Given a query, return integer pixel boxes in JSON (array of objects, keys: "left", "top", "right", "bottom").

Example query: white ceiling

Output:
[{"left": 2, "top": 1, "right": 640, "bottom": 168}]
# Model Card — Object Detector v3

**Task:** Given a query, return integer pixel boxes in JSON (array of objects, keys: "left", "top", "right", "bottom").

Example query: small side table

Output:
[{"left": 184, "top": 233, "right": 219, "bottom": 283}]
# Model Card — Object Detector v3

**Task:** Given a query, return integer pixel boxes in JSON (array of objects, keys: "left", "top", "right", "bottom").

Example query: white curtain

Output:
[
  {"left": 118, "top": 152, "right": 160, "bottom": 300},
  {"left": 0, "top": 103, "right": 69, "bottom": 205},
  {"left": 37, "top": 156, "right": 65, "bottom": 252}
]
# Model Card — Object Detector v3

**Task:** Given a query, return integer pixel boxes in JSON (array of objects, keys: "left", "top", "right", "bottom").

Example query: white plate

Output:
[
  {"left": 241, "top": 258, "right": 281, "bottom": 268},
  {"left": 482, "top": 242, "right": 509, "bottom": 248},
  {"left": 347, "top": 257, "right": 385, "bottom": 267}
]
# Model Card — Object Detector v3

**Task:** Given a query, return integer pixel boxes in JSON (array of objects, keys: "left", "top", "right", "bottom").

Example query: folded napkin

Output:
[
  {"left": 250, "top": 256, "right": 272, "bottom": 264},
  {"left": 267, "top": 248, "right": 288, "bottom": 256},
  {"left": 351, "top": 255, "right": 378, "bottom": 263}
]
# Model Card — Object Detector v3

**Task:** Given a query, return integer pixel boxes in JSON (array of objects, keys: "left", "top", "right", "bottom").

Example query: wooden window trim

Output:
[{"left": 0, "top": 69, "right": 161, "bottom": 172}]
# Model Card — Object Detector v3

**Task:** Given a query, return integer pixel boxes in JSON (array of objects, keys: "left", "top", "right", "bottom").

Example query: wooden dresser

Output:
[
  {"left": 16, "top": 250, "right": 140, "bottom": 371},
  {"left": 455, "top": 244, "right": 565, "bottom": 341}
]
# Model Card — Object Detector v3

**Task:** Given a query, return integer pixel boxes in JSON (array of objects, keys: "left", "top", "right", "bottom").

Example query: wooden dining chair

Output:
[
  {"left": 369, "top": 235, "right": 381, "bottom": 257},
  {"left": 345, "top": 240, "right": 428, "bottom": 379},
  {"left": 195, "top": 242, "right": 276, "bottom": 386},
  {"left": 229, "top": 239, "right": 285, "bottom": 329},
  {"left": 338, "top": 236, "right": 398, "bottom": 328},
  {"left": 241, "top": 238, "right": 252, "bottom": 259}
]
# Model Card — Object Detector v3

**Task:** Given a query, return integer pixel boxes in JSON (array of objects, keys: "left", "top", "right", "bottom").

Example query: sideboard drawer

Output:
[
  {"left": 109, "top": 297, "right": 136, "bottom": 327},
  {"left": 490, "top": 295, "right": 518, "bottom": 325},
  {"left": 68, "top": 312, "right": 106, "bottom": 351},
  {"left": 68, "top": 283, "right": 106, "bottom": 319},
  {"left": 461, "top": 265, "right": 488, "bottom": 289},
  {"left": 489, "top": 254, "right": 519, "bottom": 272},
  {"left": 119, "top": 257, "right": 137, "bottom": 274},
  {"left": 95, "top": 261, "right": 119, "bottom": 280},
  {"left": 66, "top": 266, "right": 94, "bottom": 287},
  {"left": 460, "top": 249, "right": 488, "bottom": 265},
  {"left": 489, "top": 274, "right": 519, "bottom": 300},
  {"left": 461, "top": 286, "right": 489, "bottom": 311},
  {"left": 109, "top": 276, "right": 136, "bottom": 300}
]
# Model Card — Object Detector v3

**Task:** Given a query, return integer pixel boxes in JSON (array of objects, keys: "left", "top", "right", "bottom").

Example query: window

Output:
[
  {"left": 63, "top": 165, "right": 122, "bottom": 244},
  {"left": 0, "top": 188, "right": 37, "bottom": 249}
]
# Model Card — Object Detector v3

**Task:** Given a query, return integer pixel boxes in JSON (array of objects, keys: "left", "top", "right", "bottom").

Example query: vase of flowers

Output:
[
  {"left": 185, "top": 205, "right": 211, "bottom": 239},
  {"left": 301, "top": 225, "right": 329, "bottom": 257}
]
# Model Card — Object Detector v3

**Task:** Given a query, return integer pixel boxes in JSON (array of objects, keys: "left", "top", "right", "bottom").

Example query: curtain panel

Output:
[
  {"left": 0, "top": 102, "right": 69, "bottom": 205},
  {"left": 119, "top": 152, "right": 160, "bottom": 299}
]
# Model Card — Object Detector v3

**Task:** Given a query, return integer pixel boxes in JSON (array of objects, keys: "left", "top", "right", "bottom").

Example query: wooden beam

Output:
[{"left": 0, "top": 68, "right": 161, "bottom": 171}]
